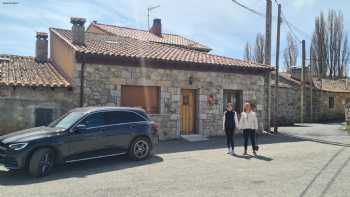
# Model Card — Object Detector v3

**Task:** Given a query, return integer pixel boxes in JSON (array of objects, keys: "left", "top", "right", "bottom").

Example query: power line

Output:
[{"left": 231, "top": 0, "right": 265, "bottom": 18}]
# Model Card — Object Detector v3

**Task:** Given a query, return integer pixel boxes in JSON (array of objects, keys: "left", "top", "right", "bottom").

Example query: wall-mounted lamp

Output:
[{"left": 189, "top": 76, "right": 193, "bottom": 85}]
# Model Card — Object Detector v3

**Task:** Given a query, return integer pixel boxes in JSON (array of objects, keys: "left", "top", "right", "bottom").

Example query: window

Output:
[
  {"left": 105, "top": 111, "right": 146, "bottom": 125},
  {"left": 35, "top": 108, "right": 53, "bottom": 127},
  {"left": 329, "top": 96, "right": 335, "bottom": 109},
  {"left": 223, "top": 90, "right": 243, "bottom": 113},
  {"left": 121, "top": 85, "right": 160, "bottom": 113},
  {"left": 81, "top": 112, "right": 105, "bottom": 128},
  {"left": 50, "top": 111, "right": 85, "bottom": 129}
]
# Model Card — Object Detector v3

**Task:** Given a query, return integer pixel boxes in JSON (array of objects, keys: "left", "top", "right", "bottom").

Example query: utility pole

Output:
[
  {"left": 273, "top": 3, "right": 282, "bottom": 133},
  {"left": 264, "top": 0, "right": 272, "bottom": 132},
  {"left": 301, "top": 40, "right": 306, "bottom": 123},
  {"left": 265, "top": 0, "right": 272, "bottom": 65},
  {"left": 147, "top": 5, "right": 160, "bottom": 29}
]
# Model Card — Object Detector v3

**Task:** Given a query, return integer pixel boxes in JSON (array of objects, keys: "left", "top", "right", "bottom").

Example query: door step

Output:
[{"left": 181, "top": 134, "right": 208, "bottom": 142}]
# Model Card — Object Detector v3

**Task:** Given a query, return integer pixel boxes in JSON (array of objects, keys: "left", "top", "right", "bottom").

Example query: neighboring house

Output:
[
  {"left": 0, "top": 33, "right": 72, "bottom": 134},
  {"left": 0, "top": 17, "right": 273, "bottom": 139},
  {"left": 272, "top": 67, "right": 350, "bottom": 125}
]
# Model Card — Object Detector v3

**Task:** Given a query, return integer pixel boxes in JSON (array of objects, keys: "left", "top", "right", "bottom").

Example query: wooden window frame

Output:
[
  {"left": 223, "top": 90, "right": 243, "bottom": 113},
  {"left": 121, "top": 85, "right": 160, "bottom": 114}
]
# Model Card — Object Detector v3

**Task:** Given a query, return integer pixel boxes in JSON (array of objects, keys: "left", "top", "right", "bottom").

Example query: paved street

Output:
[
  {"left": 279, "top": 122, "right": 350, "bottom": 145},
  {"left": 0, "top": 135, "right": 349, "bottom": 197}
]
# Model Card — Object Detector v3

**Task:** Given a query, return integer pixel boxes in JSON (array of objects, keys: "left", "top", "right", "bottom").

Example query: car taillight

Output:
[{"left": 150, "top": 122, "right": 159, "bottom": 135}]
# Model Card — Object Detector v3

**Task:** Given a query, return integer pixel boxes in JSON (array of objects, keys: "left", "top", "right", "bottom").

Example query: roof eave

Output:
[{"left": 76, "top": 52, "right": 273, "bottom": 74}]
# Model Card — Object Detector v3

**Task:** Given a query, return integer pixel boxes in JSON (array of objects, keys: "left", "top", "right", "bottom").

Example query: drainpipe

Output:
[{"left": 79, "top": 60, "right": 85, "bottom": 107}]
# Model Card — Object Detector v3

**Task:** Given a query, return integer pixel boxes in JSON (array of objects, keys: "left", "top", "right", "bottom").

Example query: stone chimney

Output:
[
  {"left": 290, "top": 66, "right": 310, "bottom": 82},
  {"left": 149, "top": 18, "right": 162, "bottom": 37},
  {"left": 70, "top": 17, "right": 86, "bottom": 45},
  {"left": 35, "top": 32, "right": 48, "bottom": 63}
]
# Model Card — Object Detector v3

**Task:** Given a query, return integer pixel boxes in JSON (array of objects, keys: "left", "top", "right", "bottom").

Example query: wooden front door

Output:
[{"left": 180, "top": 89, "right": 196, "bottom": 135}]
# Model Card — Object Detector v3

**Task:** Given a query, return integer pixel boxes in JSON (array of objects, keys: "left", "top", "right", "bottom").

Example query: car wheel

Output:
[
  {"left": 129, "top": 137, "right": 151, "bottom": 160},
  {"left": 28, "top": 148, "right": 55, "bottom": 178}
]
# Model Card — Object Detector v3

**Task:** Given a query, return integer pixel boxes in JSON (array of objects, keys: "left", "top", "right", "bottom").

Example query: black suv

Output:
[{"left": 0, "top": 107, "right": 159, "bottom": 177}]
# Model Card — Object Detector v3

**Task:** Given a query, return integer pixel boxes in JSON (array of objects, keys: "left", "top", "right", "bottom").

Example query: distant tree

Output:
[
  {"left": 243, "top": 42, "right": 253, "bottom": 61},
  {"left": 254, "top": 33, "right": 265, "bottom": 64},
  {"left": 311, "top": 10, "right": 350, "bottom": 79},
  {"left": 283, "top": 32, "right": 299, "bottom": 72},
  {"left": 243, "top": 33, "right": 265, "bottom": 64}
]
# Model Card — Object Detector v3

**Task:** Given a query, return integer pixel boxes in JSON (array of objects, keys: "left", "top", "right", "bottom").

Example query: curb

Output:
[{"left": 266, "top": 132, "right": 350, "bottom": 147}]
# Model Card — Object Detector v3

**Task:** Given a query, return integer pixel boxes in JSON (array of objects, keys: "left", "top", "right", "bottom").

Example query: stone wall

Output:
[
  {"left": 79, "top": 63, "right": 268, "bottom": 140},
  {"left": 271, "top": 75, "right": 349, "bottom": 125},
  {"left": 345, "top": 103, "right": 350, "bottom": 125},
  {"left": 0, "top": 86, "right": 74, "bottom": 134}
]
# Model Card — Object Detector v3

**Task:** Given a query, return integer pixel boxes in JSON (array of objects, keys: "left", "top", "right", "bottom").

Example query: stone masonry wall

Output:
[
  {"left": 80, "top": 63, "right": 267, "bottom": 140},
  {"left": 0, "top": 86, "right": 74, "bottom": 134}
]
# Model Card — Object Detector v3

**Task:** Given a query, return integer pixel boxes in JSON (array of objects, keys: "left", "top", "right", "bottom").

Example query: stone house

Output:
[
  {"left": 1, "top": 17, "right": 273, "bottom": 139},
  {"left": 272, "top": 67, "right": 350, "bottom": 125},
  {"left": 0, "top": 33, "right": 72, "bottom": 134}
]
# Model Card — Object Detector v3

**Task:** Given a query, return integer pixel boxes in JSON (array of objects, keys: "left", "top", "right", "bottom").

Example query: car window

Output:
[
  {"left": 105, "top": 111, "right": 146, "bottom": 125},
  {"left": 50, "top": 111, "right": 85, "bottom": 129},
  {"left": 81, "top": 112, "right": 105, "bottom": 128}
]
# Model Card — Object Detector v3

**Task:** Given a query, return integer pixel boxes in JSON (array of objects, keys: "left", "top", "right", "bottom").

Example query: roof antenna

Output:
[{"left": 147, "top": 5, "right": 160, "bottom": 30}]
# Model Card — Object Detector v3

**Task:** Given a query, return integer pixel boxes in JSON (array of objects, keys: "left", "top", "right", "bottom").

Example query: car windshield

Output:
[{"left": 49, "top": 111, "right": 85, "bottom": 129}]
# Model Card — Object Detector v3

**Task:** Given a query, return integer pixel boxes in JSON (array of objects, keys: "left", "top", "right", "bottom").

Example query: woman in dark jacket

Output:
[{"left": 223, "top": 102, "right": 239, "bottom": 155}]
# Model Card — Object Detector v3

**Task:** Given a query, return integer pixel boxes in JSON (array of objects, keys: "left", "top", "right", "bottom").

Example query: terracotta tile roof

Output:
[
  {"left": 313, "top": 78, "right": 350, "bottom": 93},
  {"left": 273, "top": 72, "right": 350, "bottom": 93},
  {"left": 277, "top": 72, "right": 302, "bottom": 86},
  {"left": 0, "top": 55, "right": 70, "bottom": 87},
  {"left": 88, "top": 23, "right": 211, "bottom": 52},
  {"left": 51, "top": 28, "right": 273, "bottom": 72}
]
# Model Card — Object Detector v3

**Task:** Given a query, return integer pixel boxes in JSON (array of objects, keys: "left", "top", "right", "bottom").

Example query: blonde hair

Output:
[{"left": 243, "top": 102, "right": 252, "bottom": 113}]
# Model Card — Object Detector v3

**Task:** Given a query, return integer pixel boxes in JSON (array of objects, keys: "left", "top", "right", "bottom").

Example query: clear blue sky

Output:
[{"left": 1, "top": 0, "right": 350, "bottom": 67}]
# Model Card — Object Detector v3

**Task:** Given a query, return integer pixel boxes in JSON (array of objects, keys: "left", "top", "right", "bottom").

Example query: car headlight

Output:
[{"left": 9, "top": 143, "right": 28, "bottom": 151}]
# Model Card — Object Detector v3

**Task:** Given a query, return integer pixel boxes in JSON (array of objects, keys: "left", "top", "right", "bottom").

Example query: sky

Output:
[{"left": 1, "top": 0, "right": 350, "bottom": 67}]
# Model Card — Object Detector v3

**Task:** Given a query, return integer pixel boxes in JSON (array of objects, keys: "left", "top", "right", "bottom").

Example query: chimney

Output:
[
  {"left": 290, "top": 66, "right": 310, "bottom": 82},
  {"left": 35, "top": 32, "right": 48, "bottom": 63},
  {"left": 149, "top": 18, "right": 162, "bottom": 37},
  {"left": 70, "top": 17, "right": 86, "bottom": 45}
]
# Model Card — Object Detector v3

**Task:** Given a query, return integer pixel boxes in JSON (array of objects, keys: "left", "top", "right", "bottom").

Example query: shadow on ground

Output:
[
  {"left": 156, "top": 134, "right": 304, "bottom": 155},
  {"left": 0, "top": 134, "right": 301, "bottom": 185},
  {"left": 0, "top": 155, "right": 163, "bottom": 186}
]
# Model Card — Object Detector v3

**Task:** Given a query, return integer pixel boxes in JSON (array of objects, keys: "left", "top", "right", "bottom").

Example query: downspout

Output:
[{"left": 79, "top": 59, "right": 85, "bottom": 107}]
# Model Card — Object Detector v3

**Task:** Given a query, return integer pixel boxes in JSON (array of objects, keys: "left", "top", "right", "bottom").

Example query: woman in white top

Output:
[{"left": 239, "top": 102, "right": 258, "bottom": 155}]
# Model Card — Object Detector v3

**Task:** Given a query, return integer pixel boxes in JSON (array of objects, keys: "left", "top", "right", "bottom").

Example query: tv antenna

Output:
[{"left": 147, "top": 5, "right": 160, "bottom": 29}]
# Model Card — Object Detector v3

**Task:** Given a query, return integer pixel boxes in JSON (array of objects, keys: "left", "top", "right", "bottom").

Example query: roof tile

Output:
[
  {"left": 51, "top": 28, "right": 272, "bottom": 71},
  {"left": 0, "top": 55, "right": 71, "bottom": 88}
]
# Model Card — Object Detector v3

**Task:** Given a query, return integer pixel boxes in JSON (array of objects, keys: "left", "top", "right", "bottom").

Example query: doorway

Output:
[{"left": 180, "top": 89, "right": 196, "bottom": 135}]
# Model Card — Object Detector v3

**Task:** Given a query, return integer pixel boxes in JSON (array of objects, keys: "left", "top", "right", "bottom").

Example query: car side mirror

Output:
[{"left": 72, "top": 124, "right": 86, "bottom": 133}]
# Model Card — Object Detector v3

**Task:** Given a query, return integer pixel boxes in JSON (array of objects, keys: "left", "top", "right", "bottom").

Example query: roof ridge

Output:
[
  {"left": 93, "top": 22, "right": 210, "bottom": 50},
  {"left": 52, "top": 27, "right": 207, "bottom": 54},
  {"left": 95, "top": 22, "right": 180, "bottom": 37}
]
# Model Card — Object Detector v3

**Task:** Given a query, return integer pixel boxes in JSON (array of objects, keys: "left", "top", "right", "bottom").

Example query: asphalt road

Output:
[
  {"left": 279, "top": 122, "right": 350, "bottom": 145},
  {"left": 0, "top": 135, "right": 349, "bottom": 197}
]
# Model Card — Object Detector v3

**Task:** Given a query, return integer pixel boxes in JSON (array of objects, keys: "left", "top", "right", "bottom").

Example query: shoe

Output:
[
  {"left": 231, "top": 150, "right": 235, "bottom": 155},
  {"left": 243, "top": 150, "right": 247, "bottom": 155},
  {"left": 227, "top": 149, "right": 231, "bottom": 154},
  {"left": 253, "top": 151, "right": 257, "bottom": 156}
]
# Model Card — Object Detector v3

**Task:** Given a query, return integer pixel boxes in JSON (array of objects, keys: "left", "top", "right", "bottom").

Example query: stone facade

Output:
[
  {"left": 0, "top": 86, "right": 74, "bottom": 134},
  {"left": 345, "top": 103, "right": 350, "bottom": 125},
  {"left": 271, "top": 75, "right": 350, "bottom": 125},
  {"left": 77, "top": 63, "right": 268, "bottom": 140}
]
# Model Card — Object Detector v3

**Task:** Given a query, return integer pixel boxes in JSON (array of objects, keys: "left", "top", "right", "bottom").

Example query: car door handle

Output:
[{"left": 129, "top": 124, "right": 136, "bottom": 129}]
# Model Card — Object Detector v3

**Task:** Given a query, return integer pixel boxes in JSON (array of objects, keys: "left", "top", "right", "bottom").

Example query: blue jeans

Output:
[
  {"left": 243, "top": 129, "right": 256, "bottom": 151},
  {"left": 225, "top": 128, "right": 235, "bottom": 150}
]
